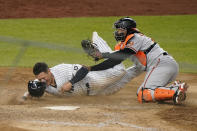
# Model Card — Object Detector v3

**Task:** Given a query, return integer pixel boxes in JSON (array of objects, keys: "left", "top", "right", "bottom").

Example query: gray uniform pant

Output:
[{"left": 137, "top": 53, "right": 179, "bottom": 100}]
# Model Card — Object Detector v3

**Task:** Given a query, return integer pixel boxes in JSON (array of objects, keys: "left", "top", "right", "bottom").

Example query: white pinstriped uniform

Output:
[{"left": 45, "top": 32, "right": 136, "bottom": 96}]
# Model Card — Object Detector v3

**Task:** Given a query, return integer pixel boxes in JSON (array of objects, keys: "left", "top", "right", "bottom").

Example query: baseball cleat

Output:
[
  {"left": 173, "top": 80, "right": 181, "bottom": 86},
  {"left": 173, "top": 82, "right": 189, "bottom": 104}
]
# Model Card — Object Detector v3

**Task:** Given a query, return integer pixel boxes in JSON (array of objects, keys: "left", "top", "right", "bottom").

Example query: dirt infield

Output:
[
  {"left": 0, "top": 68, "right": 197, "bottom": 131},
  {"left": 0, "top": 0, "right": 197, "bottom": 131}
]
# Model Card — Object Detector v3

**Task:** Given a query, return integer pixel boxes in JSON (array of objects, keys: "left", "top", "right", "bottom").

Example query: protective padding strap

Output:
[
  {"left": 137, "top": 89, "right": 152, "bottom": 103},
  {"left": 154, "top": 88, "right": 175, "bottom": 101}
]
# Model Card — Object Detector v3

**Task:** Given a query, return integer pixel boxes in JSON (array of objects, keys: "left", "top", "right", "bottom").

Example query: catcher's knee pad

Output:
[
  {"left": 137, "top": 89, "right": 153, "bottom": 103},
  {"left": 154, "top": 88, "right": 175, "bottom": 101}
]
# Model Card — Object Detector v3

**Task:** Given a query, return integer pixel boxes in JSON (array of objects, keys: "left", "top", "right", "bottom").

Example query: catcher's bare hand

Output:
[{"left": 81, "top": 39, "right": 102, "bottom": 61}]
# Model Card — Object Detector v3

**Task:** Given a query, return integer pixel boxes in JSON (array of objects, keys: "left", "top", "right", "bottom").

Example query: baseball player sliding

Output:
[
  {"left": 23, "top": 32, "right": 138, "bottom": 99},
  {"left": 63, "top": 17, "right": 189, "bottom": 104}
]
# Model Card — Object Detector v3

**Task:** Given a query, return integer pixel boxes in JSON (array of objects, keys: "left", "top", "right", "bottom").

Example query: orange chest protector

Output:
[{"left": 114, "top": 34, "right": 147, "bottom": 66}]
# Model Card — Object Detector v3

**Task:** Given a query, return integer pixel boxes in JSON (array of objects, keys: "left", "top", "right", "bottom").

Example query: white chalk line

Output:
[{"left": 23, "top": 120, "right": 158, "bottom": 131}]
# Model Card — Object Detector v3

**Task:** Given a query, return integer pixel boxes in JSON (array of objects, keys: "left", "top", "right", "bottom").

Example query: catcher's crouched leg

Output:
[{"left": 137, "top": 88, "right": 175, "bottom": 103}]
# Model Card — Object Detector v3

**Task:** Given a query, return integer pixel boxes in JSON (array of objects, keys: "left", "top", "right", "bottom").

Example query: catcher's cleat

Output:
[
  {"left": 81, "top": 39, "right": 102, "bottom": 61},
  {"left": 173, "top": 82, "right": 189, "bottom": 104},
  {"left": 173, "top": 80, "right": 182, "bottom": 86}
]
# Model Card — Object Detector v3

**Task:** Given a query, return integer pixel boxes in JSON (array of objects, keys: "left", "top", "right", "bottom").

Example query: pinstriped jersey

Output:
[
  {"left": 45, "top": 63, "right": 126, "bottom": 96},
  {"left": 85, "top": 63, "right": 125, "bottom": 95},
  {"left": 45, "top": 64, "right": 83, "bottom": 95}
]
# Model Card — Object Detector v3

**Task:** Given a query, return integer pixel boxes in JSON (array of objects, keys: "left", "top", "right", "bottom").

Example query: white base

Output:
[{"left": 43, "top": 106, "right": 80, "bottom": 111}]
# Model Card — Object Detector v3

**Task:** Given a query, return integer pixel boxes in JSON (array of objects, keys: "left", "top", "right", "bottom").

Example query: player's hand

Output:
[
  {"left": 61, "top": 82, "right": 72, "bottom": 93},
  {"left": 22, "top": 91, "right": 30, "bottom": 101},
  {"left": 17, "top": 91, "right": 30, "bottom": 104}
]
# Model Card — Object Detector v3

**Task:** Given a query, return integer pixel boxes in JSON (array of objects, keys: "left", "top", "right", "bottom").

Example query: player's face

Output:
[{"left": 36, "top": 70, "right": 51, "bottom": 86}]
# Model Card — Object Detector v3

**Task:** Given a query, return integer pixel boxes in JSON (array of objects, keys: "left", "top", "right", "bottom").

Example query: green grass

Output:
[{"left": 0, "top": 15, "right": 196, "bottom": 72}]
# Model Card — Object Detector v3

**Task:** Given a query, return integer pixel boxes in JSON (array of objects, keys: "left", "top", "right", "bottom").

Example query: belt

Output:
[
  {"left": 86, "top": 83, "right": 90, "bottom": 96},
  {"left": 163, "top": 52, "right": 168, "bottom": 55}
]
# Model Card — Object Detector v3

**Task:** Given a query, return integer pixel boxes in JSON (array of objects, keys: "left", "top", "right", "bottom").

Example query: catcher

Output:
[
  {"left": 62, "top": 17, "right": 189, "bottom": 104},
  {"left": 23, "top": 32, "right": 138, "bottom": 99}
]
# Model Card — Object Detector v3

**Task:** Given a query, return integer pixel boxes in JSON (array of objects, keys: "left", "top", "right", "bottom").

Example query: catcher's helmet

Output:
[
  {"left": 114, "top": 17, "right": 137, "bottom": 41},
  {"left": 28, "top": 80, "right": 46, "bottom": 97}
]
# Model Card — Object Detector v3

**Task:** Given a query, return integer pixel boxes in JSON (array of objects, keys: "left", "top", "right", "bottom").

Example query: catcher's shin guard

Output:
[
  {"left": 154, "top": 88, "right": 175, "bottom": 101},
  {"left": 137, "top": 89, "right": 153, "bottom": 103},
  {"left": 137, "top": 88, "right": 175, "bottom": 103}
]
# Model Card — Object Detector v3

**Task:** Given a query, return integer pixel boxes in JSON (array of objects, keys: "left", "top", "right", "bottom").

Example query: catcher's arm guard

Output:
[{"left": 81, "top": 39, "right": 102, "bottom": 61}]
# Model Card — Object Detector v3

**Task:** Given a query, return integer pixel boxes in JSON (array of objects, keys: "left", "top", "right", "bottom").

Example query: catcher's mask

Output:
[
  {"left": 114, "top": 17, "right": 136, "bottom": 42},
  {"left": 28, "top": 80, "right": 46, "bottom": 97}
]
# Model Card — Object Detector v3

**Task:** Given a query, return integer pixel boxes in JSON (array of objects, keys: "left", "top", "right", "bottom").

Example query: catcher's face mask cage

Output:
[
  {"left": 114, "top": 17, "right": 137, "bottom": 42},
  {"left": 28, "top": 80, "right": 47, "bottom": 97},
  {"left": 114, "top": 29, "right": 127, "bottom": 42}
]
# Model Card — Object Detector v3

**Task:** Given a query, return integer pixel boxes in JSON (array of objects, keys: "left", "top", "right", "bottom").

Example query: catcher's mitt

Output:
[{"left": 81, "top": 39, "right": 102, "bottom": 61}]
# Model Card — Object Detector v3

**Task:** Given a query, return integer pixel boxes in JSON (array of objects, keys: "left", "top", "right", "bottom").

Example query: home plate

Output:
[{"left": 43, "top": 106, "right": 80, "bottom": 111}]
